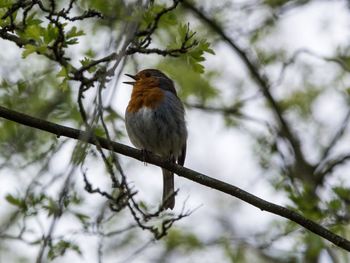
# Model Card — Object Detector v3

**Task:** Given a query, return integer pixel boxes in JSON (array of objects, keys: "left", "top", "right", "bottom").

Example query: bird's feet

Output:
[{"left": 141, "top": 149, "right": 151, "bottom": 165}]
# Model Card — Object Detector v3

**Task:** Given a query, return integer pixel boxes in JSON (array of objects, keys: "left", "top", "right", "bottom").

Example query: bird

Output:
[{"left": 124, "top": 69, "right": 187, "bottom": 210}]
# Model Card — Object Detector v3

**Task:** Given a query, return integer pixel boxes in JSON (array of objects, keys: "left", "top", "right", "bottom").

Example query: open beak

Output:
[{"left": 123, "top": 74, "right": 137, "bottom": 85}]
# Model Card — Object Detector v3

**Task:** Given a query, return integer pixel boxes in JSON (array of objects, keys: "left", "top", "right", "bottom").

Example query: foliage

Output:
[{"left": 0, "top": 0, "right": 350, "bottom": 262}]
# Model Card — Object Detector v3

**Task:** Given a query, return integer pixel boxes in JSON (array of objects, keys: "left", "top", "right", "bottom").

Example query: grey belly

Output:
[{"left": 125, "top": 106, "right": 186, "bottom": 157}]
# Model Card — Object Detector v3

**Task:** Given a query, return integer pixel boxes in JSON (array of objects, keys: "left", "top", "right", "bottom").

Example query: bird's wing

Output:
[{"left": 177, "top": 142, "right": 186, "bottom": 166}]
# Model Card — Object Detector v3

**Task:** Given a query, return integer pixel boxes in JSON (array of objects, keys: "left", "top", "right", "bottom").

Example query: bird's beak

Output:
[{"left": 123, "top": 74, "right": 137, "bottom": 85}]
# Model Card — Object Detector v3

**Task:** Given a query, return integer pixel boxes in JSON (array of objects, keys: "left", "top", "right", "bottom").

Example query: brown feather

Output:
[{"left": 126, "top": 82, "right": 165, "bottom": 113}]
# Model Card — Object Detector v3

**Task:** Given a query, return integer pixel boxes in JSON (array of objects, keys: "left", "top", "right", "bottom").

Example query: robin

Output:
[{"left": 124, "top": 69, "right": 187, "bottom": 210}]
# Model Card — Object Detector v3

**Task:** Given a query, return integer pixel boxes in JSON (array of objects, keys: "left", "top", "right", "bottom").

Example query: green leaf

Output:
[
  {"left": 5, "top": 193, "right": 28, "bottom": 211},
  {"left": 0, "top": 0, "right": 14, "bottom": 8},
  {"left": 94, "top": 126, "right": 106, "bottom": 137},
  {"left": 25, "top": 25, "right": 42, "bottom": 41},
  {"left": 17, "top": 81, "right": 26, "bottom": 93},
  {"left": 36, "top": 46, "right": 47, "bottom": 54},
  {"left": 48, "top": 240, "right": 81, "bottom": 260},
  {"left": 0, "top": 79, "right": 10, "bottom": 91},
  {"left": 279, "top": 87, "right": 320, "bottom": 118},
  {"left": 304, "top": 234, "right": 324, "bottom": 261},
  {"left": 58, "top": 79, "right": 69, "bottom": 91},
  {"left": 74, "top": 212, "right": 90, "bottom": 224},
  {"left": 161, "top": 12, "right": 177, "bottom": 25},
  {"left": 191, "top": 62, "right": 204, "bottom": 73},
  {"left": 85, "top": 49, "right": 96, "bottom": 58},
  {"left": 139, "top": 201, "right": 148, "bottom": 210},
  {"left": 22, "top": 44, "right": 37, "bottom": 58},
  {"left": 57, "top": 66, "right": 71, "bottom": 91},
  {"left": 43, "top": 23, "right": 59, "bottom": 44},
  {"left": 80, "top": 57, "right": 91, "bottom": 66},
  {"left": 166, "top": 229, "right": 202, "bottom": 251},
  {"left": 57, "top": 67, "right": 68, "bottom": 78},
  {"left": 80, "top": 57, "right": 96, "bottom": 73},
  {"left": 158, "top": 59, "right": 219, "bottom": 102},
  {"left": 199, "top": 40, "right": 215, "bottom": 55},
  {"left": 43, "top": 198, "right": 61, "bottom": 217},
  {"left": 5, "top": 194, "right": 22, "bottom": 207},
  {"left": 142, "top": 4, "right": 164, "bottom": 25},
  {"left": 333, "top": 186, "right": 350, "bottom": 201},
  {"left": 72, "top": 142, "right": 88, "bottom": 165},
  {"left": 66, "top": 38, "right": 79, "bottom": 45},
  {"left": 328, "top": 199, "right": 342, "bottom": 211},
  {"left": 66, "top": 26, "right": 85, "bottom": 39},
  {"left": 26, "top": 16, "right": 42, "bottom": 27},
  {"left": 264, "top": 0, "right": 289, "bottom": 8},
  {"left": 178, "top": 23, "right": 188, "bottom": 38}
]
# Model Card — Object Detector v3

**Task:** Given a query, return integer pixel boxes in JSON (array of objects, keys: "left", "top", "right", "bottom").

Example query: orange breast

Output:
[{"left": 127, "top": 83, "right": 165, "bottom": 113}]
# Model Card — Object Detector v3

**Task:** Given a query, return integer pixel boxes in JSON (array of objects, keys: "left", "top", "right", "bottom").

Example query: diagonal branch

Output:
[
  {"left": 136, "top": 0, "right": 181, "bottom": 37},
  {"left": 316, "top": 108, "right": 350, "bottom": 174},
  {"left": 316, "top": 153, "right": 350, "bottom": 179},
  {"left": 0, "top": 105, "right": 349, "bottom": 251},
  {"left": 185, "top": 102, "right": 273, "bottom": 128},
  {"left": 181, "top": 1, "right": 312, "bottom": 175}
]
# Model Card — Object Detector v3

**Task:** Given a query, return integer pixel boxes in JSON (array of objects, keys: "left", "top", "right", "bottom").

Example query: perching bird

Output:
[{"left": 124, "top": 69, "right": 187, "bottom": 210}]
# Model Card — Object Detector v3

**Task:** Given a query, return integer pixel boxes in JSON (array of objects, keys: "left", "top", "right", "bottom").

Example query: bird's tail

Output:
[{"left": 162, "top": 169, "right": 175, "bottom": 210}]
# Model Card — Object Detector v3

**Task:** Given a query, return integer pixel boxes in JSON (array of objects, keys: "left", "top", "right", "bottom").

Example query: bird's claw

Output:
[{"left": 141, "top": 149, "right": 151, "bottom": 165}]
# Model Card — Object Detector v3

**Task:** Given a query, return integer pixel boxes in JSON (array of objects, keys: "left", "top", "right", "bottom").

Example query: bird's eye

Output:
[{"left": 144, "top": 72, "right": 151, "bottom": 78}]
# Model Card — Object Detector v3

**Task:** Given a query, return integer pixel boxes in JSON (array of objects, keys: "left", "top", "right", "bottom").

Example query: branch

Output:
[
  {"left": 185, "top": 102, "right": 273, "bottom": 128},
  {"left": 182, "top": 1, "right": 312, "bottom": 176},
  {"left": 126, "top": 45, "right": 195, "bottom": 57},
  {"left": 0, "top": 30, "right": 32, "bottom": 47},
  {"left": 316, "top": 153, "right": 350, "bottom": 179},
  {"left": 136, "top": 0, "right": 181, "bottom": 37},
  {"left": 127, "top": 22, "right": 198, "bottom": 57},
  {"left": 315, "top": 109, "right": 350, "bottom": 177},
  {"left": 0, "top": 105, "right": 349, "bottom": 251}
]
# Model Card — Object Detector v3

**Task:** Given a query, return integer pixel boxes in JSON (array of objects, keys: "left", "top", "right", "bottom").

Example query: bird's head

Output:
[
  {"left": 123, "top": 69, "right": 176, "bottom": 94},
  {"left": 124, "top": 69, "right": 169, "bottom": 85}
]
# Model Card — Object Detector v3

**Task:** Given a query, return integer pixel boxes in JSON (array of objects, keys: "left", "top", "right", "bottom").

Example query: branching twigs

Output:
[
  {"left": 276, "top": 48, "right": 350, "bottom": 182},
  {"left": 186, "top": 102, "right": 274, "bottom": 129},
  {"left": 126, "top": 1, "right": 198, "bottom": 57},
  {"left": 315, "top": 108, "right": 350, "bottom": 175},
  {"left": 276, "top": 48, "right": 350, "bottom": 88},
  {"left": 2, "top": 0, "right": 102, "bottom": 23},
  {"left": 316, "top": 153, "right": 350, "bottom": 180},
  {"left": 36, "top": 166, "right": 76, "bottom": 263},
  {"left": 128, "top": 23, "right": 198, "bottom": 57},
  {"left": 182, "top": 0, "right": 313, "bottom": 181},
  {"left": 287, "top": 49, "right": 350, "bottom": 73},
  {"left": 82, "top": 165, "right": 188, "bottom": 239},
  {"left": 0, "top": 105, "right": 350, "bottom": 251},
  {"left": 126, "top": 43, "right": 196, "bottom": 57},
  {"left": 0, "top": 30, "right": 32, "bottom": 47},
  {"left": 0, "top": 0, "right": 108, "bottom": 85},
  {"left": 136, "top": 0, "right": 181, "bottom": 37},
  {"left": 74, "top": 9, "right": 187, "bottom": 238}
]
